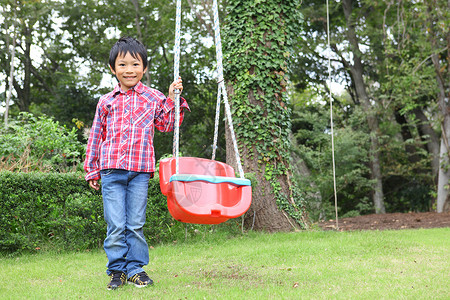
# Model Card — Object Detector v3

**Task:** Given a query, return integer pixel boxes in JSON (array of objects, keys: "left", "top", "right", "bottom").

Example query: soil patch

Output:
[{"left": 318, "top": 212, "right": 450, "bottom": 231}]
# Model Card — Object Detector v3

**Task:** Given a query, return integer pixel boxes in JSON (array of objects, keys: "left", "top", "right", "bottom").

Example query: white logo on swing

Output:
[{"left": 187, "top": 182, "right": 202, "bottom": 205}]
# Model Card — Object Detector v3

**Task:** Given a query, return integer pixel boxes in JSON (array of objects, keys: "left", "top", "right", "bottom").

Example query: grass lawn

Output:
[{"left": 1, "top": 228, "right": 449, "bottom": 299}]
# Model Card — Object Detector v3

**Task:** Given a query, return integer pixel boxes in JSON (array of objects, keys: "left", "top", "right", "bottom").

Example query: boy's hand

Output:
[
  {"left": 168, "top": 77, "right": 183, "bottom": 100},
  {"left": 89, "top": 179, "right": 100, "bottom": 190}
]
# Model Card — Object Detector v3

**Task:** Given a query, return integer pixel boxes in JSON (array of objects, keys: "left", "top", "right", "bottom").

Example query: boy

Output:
[{"left": 84, "top": 36, "right": 189, "bottom": 290}]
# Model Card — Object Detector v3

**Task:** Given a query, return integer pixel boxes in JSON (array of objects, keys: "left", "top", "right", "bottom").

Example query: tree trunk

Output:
[
  {"left": 222, "top": 0, "right": 305, "bottom": 231},
  {"left": 426, "top": 0, "right": 450, "bottom": 212},
  {"left": 435, "top": 66, "right": 450, "bottom": 212},
  {"left": 14, "top": 25, "right": 32, "bottom": 112},
  {"left": 342, "top": 0, "right": 385, "bottom": 213},
  {"left": 225, "top": 86, "right": 301, "bottom": 232},
  {"left": 413, "top": 107, "right": 440, "bottom": 210},
  {"left": 5, "top": 17, "right": 17, "bottom": 127},
  {"left": 413, "top": 108, "right": 440, "bottom": 181},
  {"left": 437, "top": 123, "right": 450, "bottom": 212}
]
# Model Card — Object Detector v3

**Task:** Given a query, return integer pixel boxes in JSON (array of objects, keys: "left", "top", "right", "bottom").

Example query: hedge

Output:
[{"left": 0, "top": 171, "right": 176, "bottom": 254}]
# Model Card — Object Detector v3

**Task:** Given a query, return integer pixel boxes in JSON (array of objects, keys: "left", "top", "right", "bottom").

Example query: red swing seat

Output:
[{"left": 159, "top": 157, "right": 252, "bottom": 224}]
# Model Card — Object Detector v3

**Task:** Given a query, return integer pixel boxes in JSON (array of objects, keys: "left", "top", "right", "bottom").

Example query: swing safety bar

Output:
[{"left": 169, "top": 174, "right": 251, "bottom": 186}]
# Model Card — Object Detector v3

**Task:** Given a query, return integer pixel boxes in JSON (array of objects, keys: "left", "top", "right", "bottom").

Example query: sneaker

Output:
[
  {"left": 127, "top": 271, "right": 153, "bottom": 288},
  {"left": 107, "top": 271, "right": 126, "bottom": 290}
]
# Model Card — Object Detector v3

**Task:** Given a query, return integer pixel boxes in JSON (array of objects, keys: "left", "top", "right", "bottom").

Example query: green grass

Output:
[{"left": 1, "top": 228, "right": 449, "bottom": 299}]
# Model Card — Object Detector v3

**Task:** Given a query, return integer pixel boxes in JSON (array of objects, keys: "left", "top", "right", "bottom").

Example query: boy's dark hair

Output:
[{"left": 109, "top": 36, "right": 148, "bottom": 71}]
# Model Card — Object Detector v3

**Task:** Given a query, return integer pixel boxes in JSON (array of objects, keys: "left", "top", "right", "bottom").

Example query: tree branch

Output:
[{"left": 187, "top": 0, "right": 215, "bottom": 37}]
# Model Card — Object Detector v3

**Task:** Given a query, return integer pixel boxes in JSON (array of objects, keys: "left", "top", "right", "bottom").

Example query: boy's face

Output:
[{"left": 110, "top": 52, "right": 147, "bottom": 92}]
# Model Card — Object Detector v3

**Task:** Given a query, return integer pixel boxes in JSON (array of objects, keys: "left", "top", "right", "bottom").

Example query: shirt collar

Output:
[
  {"left": 133, "top": 81, "right": 145, "bottom": 93},
  {"left": 113, "top": 81, "right": 145, "bottom": 95}
]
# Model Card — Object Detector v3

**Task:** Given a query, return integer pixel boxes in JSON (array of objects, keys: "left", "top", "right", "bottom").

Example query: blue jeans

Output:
[{"left": 100, "top": 169, "right": 151, "bottom": 279}]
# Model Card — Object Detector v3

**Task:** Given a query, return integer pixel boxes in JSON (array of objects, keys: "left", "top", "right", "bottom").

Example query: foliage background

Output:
[{"left": 0, "top": 0, "right": 448, "bottom": 231}]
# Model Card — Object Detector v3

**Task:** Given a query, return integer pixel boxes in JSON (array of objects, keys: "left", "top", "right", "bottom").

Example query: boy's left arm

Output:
[
  {"left": 155, "top": 79, "right": 190, "bottom": 132},
  {"left": 154, "top": 96, "right": 190, "bottom": 132}
]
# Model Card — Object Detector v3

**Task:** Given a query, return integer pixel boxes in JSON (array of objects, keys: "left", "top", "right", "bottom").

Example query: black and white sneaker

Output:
[
  {"left": 127, "top": 271, "right": 153, "bottom": 288},
  {"left": 107, "top": 271, "right": 126, "bottom": 290}
]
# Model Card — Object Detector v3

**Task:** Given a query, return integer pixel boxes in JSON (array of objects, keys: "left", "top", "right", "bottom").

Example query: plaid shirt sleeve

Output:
[
  {"left": 84, "top": 97, "right": 107, "bottom": 181},
  {"left": 154, "top": 94, "right": 190, "bottom": 132}
]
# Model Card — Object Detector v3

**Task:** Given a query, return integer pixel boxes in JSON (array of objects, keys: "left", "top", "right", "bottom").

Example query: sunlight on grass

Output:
[{"left": 1, "top": 228, "right": 449, "bottom": 299}]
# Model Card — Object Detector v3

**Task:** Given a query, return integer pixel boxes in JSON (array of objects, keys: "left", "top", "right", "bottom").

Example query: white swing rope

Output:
[
  {"left": 211, "top": 0, "right": 245, "bottom": 178},
  {"left": 326, "top": 0, "right": 339, "bottom": 230},
  {"left": 173, "top": 0, "right": 246, "bottom": 179},
  {"left": 173, "top": 0, "right": 182, "bottom": 174}
]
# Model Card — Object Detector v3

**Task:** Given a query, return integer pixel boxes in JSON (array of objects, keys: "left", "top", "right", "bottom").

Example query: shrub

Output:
[
  {"left": 0, "top": 112, "right": 85, "bottom": 172},
  {"left": 0, "top": 172, "right": 100, "bottom": 253},
  {"left": 0, "top": 171, "right": 185, "bottom": 254}
]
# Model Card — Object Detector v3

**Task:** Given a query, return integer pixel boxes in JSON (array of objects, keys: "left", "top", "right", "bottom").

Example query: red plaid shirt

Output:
[{"left": 84, "top": 81, "right": 189, "bottom": 181}]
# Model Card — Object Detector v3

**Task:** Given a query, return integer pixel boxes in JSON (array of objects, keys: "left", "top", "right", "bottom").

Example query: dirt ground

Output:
[{"left": 318, "top": 211, "right": 450, "bottom": 231}]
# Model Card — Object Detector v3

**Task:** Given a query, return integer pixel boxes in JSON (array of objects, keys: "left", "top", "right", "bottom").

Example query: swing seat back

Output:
[{"left": 159, "top": 157, "right": 252, "bottom": 224}]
